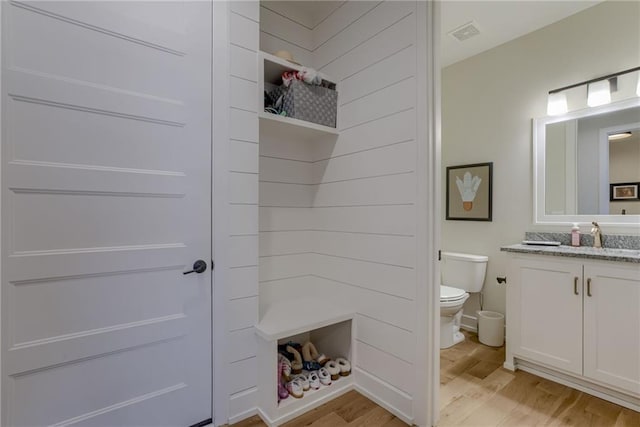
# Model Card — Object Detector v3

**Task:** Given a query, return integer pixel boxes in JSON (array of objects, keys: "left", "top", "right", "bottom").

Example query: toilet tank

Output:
[{"left": 441, "top": 252, "right": 488, "bottom": 292}]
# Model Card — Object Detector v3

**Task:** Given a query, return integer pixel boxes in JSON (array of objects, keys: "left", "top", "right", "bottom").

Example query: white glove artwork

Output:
[{"left": 456, "top": 172, "right": 482, "bottom": 211}]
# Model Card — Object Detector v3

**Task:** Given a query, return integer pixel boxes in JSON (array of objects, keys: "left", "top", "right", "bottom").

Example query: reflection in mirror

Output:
[
  {"left": 535, "top": 98, "right": 640, "bottom": 230},
  {"left": 545, "top": 106, "right": 640, "bottom": 215}
]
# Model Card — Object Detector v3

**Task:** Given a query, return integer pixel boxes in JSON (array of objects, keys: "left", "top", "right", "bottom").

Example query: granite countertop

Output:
[{"left": 501, "top": 244, "right": 640, "bottom": 263}]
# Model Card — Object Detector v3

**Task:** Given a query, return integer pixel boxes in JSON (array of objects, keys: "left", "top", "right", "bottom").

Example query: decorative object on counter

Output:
[
  {"left": 571, "top": 223, "right": 581, "bottom": 247},
  {"left": 446, "top": 162, "right": 493, "bottom": 221},
  {"left": 610, "top": 182, "right": 639, "bottom": 201},
  {"left": 591, "top": 222, "right": 603, "bottom": 248},
  {"left": 335, "top": 357, "right": 351, "bottom": 376}
]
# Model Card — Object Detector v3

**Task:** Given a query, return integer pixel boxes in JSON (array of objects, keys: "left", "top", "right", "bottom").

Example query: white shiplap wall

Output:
[
  {"left": 256, "top": 0, "right": 420, "bottom": 421},
  {"left": 227, "top": 1, "right": 260, "bottom": 423}
]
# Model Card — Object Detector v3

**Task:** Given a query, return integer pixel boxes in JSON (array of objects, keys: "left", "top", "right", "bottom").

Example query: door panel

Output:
[
  {"left": 2, "top": 1, "right": 212, "bottom": 425},
  {"left": 583, "top": 264, "right": 640, "bottom": 394},
  {"left": 513, "top": 257, "right": 583, "bottom": 375}
]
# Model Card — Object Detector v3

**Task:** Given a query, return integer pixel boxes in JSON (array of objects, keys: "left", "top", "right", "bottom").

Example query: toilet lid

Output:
[{"left": 440, "top": 285, "right": 467, "bottom": 302}]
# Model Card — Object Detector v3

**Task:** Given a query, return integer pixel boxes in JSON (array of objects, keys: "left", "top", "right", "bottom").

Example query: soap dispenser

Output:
[{"left": 571, "top": 223, "right": 580, "bottom": 247}]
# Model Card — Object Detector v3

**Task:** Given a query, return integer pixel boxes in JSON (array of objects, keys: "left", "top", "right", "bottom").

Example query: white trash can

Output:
[{"left": 477, "top": 311, "right": 504, "bottom": 347}]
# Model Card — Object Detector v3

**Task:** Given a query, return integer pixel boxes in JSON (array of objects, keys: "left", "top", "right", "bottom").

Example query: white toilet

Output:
[{"left": 440, "top": 252, "right": 488, "bottom": 349}]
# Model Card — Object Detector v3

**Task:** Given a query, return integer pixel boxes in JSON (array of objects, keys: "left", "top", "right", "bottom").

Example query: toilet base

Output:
[{"left": 440, "top": 308, "right": 466, "bottom": 349}]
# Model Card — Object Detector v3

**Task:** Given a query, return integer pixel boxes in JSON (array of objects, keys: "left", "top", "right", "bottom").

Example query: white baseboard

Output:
[
  {"left": 227, "top": 387, "right": 258, "bottom": 425},
  {"left": 460, "top": 314, "right": 477, "bottom": 332},
  {"left": 353, "top": 367, "right": 414, "bottom": 425}
]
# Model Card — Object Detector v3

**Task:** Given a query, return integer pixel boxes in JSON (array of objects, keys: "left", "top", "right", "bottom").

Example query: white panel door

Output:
[
  {"left": 511, "top": 257, "right": 583, "bottom": 375},
  {"left": 1, "top": 1, "right": 212, "bottom": 426},
  {"left": 583, "top": 263, "right": 640, "bottom": 395}
]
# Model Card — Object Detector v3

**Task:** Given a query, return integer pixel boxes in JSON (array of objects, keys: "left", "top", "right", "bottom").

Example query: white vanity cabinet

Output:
[{"left": 505, "top": 254, "right": 640, "bottom": 409}]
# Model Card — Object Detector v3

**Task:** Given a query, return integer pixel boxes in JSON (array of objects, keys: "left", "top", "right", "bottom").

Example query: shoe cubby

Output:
[{"left": 255, "top": 308, "right": 354, "bottom": 426}]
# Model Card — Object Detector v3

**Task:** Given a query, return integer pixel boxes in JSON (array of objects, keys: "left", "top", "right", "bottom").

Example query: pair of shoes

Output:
[
  {"left": 302, "top": 341, "right": 329, "bottom": 366},
  {"left": 325, "top": 357, "right": 351, "bottom": 380},
  {"left": 286, "top": 377, "right": 305, "bottom": 399},
  {"left": 278, "top": 354, "right": 292, "bottom": 381},
  {"left": 286, "top": 345, "right": 303, "bottom": 374},
  {"left": 277, "top": 359, "right": 289, "bottom": 401},
  {"left": 316, "top": 367, "right": 332, "bottom": 386}
]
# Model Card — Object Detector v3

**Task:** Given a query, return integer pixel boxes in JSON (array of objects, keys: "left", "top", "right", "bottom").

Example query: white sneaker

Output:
[
  {"left": 286, "top": 378, "right": 304, "bottom": 398},
  {"left": 292, "top": 373, "right": 310, "bottom": 391},
  {"left": 318, "top": 367, "right": 331, "bottom": 386},
  {"left": 308, "top": 371, "right": 321, "bottom": 389}
]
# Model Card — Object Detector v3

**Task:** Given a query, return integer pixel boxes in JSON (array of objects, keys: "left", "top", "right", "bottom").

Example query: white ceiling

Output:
[{"left": 441, "top": 0, "right": 604, "bottom": 67}]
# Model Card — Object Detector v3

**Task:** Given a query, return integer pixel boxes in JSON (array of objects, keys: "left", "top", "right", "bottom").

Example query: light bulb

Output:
[
  {"left": 587, "top": 80, "right": 611, "bottom": 107},
  {"left": 547, "top": 92, "right": 568, "bottom": 116}
]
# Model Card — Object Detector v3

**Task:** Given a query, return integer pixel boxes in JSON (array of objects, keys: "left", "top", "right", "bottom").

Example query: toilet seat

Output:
[{"left": 440, "top": 285, "right": 467, "bottom": 302}]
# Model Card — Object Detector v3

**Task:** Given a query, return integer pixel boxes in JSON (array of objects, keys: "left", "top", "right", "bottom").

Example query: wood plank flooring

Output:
[
  {"left": 231, "top": 331, "right": 639, "bottom": 426},
  {"left": 439, "top": 331, "right": 639, "bottom": 426}
]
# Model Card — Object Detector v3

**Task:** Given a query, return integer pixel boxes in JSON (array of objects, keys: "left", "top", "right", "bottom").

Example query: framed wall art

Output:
[
  {"left": 610, "top": 182, "right": 639, "bottom": 201},
  {"left": 446, "top": 162, "right": 493, "bottom": 221}
]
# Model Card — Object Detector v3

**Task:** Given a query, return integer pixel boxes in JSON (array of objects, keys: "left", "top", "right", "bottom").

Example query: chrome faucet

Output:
[{"left": 591, "top": 221, "right": 603, "bottom": 248}]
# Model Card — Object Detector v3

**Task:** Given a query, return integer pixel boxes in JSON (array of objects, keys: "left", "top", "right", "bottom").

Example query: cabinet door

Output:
[
  {"left": 583, "top": 263, "right": 640, "bottom": 395},
  {"left": 510, "top": 257, "right": 583, "bottom": 375}
]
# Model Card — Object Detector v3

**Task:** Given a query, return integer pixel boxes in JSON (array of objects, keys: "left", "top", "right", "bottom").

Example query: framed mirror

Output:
[{"left": 534, "top": 97, "right": 640, "bottom": 231}]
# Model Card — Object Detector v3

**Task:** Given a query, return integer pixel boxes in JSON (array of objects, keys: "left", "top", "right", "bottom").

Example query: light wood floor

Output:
[{"left": 231, "top": 331, "right": 639, "bottom": 426}]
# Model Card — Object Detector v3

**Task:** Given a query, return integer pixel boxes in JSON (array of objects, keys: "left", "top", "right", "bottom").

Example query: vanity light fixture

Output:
[
  {"left": 587, "top": 79, "right": 611, "bottom": 107},
  {"left": 547, "top": 65, "right": 640, "bottom": 115},
  {"left": 546, "top": 92, "right": 568, "bottom": 116}
]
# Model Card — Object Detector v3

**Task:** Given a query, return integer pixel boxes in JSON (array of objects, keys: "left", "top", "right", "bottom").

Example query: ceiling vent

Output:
[{"left": 448, "top": 22, "right": 480, "bottom": 42}]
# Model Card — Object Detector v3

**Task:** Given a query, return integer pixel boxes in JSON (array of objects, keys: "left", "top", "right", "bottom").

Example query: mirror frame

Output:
[{"left": 533, "top": 97, "right": 640, "bottom": 233}]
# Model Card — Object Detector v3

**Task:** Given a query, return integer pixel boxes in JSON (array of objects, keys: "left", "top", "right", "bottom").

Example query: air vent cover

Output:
[{"left": 449, "top": 22, "right": 480, "bottom": 42}]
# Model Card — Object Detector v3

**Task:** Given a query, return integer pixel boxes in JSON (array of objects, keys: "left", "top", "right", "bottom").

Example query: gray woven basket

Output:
[{"left": 270, "top": 80, "right": 337, "bottom": 128}]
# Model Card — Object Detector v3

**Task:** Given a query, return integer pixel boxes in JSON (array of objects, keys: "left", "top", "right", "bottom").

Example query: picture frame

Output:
[
  {"left": 610, "top": 182, "right": 640, "bottom": 201},
  {"left": 446, "top": 162, "right": 493, "bottom": 221}
]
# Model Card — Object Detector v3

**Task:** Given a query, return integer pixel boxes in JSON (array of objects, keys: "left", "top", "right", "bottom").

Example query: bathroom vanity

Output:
[{"left": 502, "top": 243, "right": 640, "bottom": 411}]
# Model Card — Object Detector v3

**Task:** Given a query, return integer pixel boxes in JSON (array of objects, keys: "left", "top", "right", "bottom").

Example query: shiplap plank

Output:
[
  {"left": 340, "top": 45, "right": 415, "bottom": 105},
  {"left": 260, "top": 134, "right": 317, "bottom": 162},
  {"left": 229, "top": 388, "right": 257, "bottom": 421},
  {"left": 313, "top": 109, "right": 415, "bottom": 161},
  {"left": 229, "top": 204, "right": 259, "bottom": 236},
  {"left": 229, "top": 172, "right": 258, "bottom": 204},
  {"left": 314, "top": 1, "right": 414, "bottom": 70},
  {"left": 230, "top": 44, "right": 258, "bottom": 82},
  {"left": 313, "top": 231, "right": 415, "bottom": 268},
  {"left": 340, "top": 77, "right": 415, "bottom": 131},
  {"left": 313, "top": 205, "right": 414, "bottom": 236},
  {"left": 313, "top": 1, "right": 379, "bottom": 50},
  {"left": 260, "top": 6, "right": 313, "bottom": 51},
  {"left": 320, "top": 13, "right": 415, "bottom": 81},
  {"left": 228, "top": 297, "right": 258, "bottom": 331},
  {"left": 230, "top": 76, "right": 257, "bottom": 112},
  {"left": 230, "top": 108, "right": 258, "bottom": 142},
  {"left": 356, "top": 315, "right": 414, "bottom": 363},
  {"left": 259, "top": 230, "right": 313, "bottom": 257},
  {"left": 228, "top": 266, "right": 259, "bottom": 300},
  {"left": 229, "top": 235, "right": 258, "bottom": 268},
  {"left": 230, "top": 0, "right": 259, "bottom": 22},
  {"left": 228, "top": 356, "right": 258, "bottom": 394},
  {"left": 230, "top": 12, "right": 258, "bottom": 51},
  {"left": 259, "top": 207, "right": 313, "bottom": 231},
  {"left": 312, "top": 253, "right": 415, "bottom": 301},
  {"left": 228, "top": 328, "right": 257, "bottom": 362},
  {"left": 259, "top": 182, "right": 313, "bottom": 207},
  {"left": 229, "top": 140, "right": 258, "bottom": 173},
  {"left": 313, "top": 141, "right": 415, "bottom": 184},
  {"left": 260, "top": 156, "right": 314, "bottom": 184},
  {"left": 259, "top": 253, "right": 314, "bottom": 282},
  {"left": 260, "top": 32, "right": 313, "bottom": 67},
  {"left": 355, "top": 340, "right": 413, "bottom": 395},
  {"left": 313, "top": 173, "right": 415, "bottom": 207},
  {"left": 313, "top": 276, "right": 414, "bottom": 331}
]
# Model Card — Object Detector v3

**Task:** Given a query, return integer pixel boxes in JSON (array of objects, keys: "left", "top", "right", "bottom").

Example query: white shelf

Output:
[
  {"left": 261, "top": 51, "right": 335, "bottom": 87},
  {"left": 255, "top": 297, "right": 354, "bottom": 342},
  {"left": 259, "top": 112, "right": 339, "bottom": 139}
]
